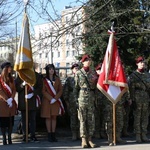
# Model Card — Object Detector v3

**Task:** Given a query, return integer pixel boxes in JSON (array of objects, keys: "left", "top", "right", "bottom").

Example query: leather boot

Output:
[
  {"left": 116, "top": 133, "right": 126, "bottom": 144},
  {"left": 136, "top": 134, "right": 142, "bottom": 143},
  {"left": 122, "top": 129, "right": 130, "bottom": 137},
  {"left": 8, "top": 134, "right": 12, "bottom": 144},
  {"left": 81, "top": 137, "right": 88, "bottom": 148},
  {"left": 8, "top": 126, "right": 13, "bottom": 144},
  {"left": 1, "top": 128, "right": 7, "bottom": 145},
  {"left": 51, "top": 132, "right": 58, "bottom": 142},
  {"left": 88, "top": 136, "right": 97, "bottom": 148},
  {"left": 100, "top": 132, "right": 107, "bottom": 139},
  {"left": 72, "top": 132, "right": 78, "bottom": 141},
  {"left": 141, "top": 133, "right": 149, "bottom": 142},
  {"left": 108, "top": 133, "right": 113, "bottom": 146},
  {"left": 48, "top": 133, "right": 53, "bottom": 142},
  {"left": 94, "top": 132, "right": 100, "bottom": 139}
]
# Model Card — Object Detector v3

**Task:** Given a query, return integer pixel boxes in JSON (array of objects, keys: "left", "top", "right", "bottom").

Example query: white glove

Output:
[
  {"left": 7, "top": 98, "right": 13, "bottom": 108},
  {"left": 50, "top": 98, "right": 56, "bottom": 104},
  {"left": 25, "top": 93, "right": 34, "bottom": 99},
  {"left": 22, "top": 81, "right": 26, "bottom": 86}
]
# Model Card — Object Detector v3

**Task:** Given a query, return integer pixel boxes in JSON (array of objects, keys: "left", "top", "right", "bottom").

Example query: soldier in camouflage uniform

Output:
[
  {"left": 63, "top": 63, "right": 79, "bottom": 140},
  {"left": 73, "top": 54, "right": 98, "bottom": 148},
  {"left": 94, "top": 64, "right": 107, "bottom": 139},
  {"left": 122, "top": 92, "right": 132, "bottom": 137},
  {"left": 128, "top": 56, "right": 150, "bottom": 143}
]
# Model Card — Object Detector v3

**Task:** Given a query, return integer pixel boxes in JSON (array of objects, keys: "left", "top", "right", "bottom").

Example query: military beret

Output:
[
  {"left": 1, "top": 62, "right": 12, "bottom": 70},
  {"left": 81, "top": 54, "right": 91, "bottom": 62},
  {"left": 95, "top": 63, "right": 102, "bottom": 70},
  {"left": 136, "top": 56, "right": 144, "bottom": 63},
  {"left": 71, "top": 63, "right": 79, "bottom": 70}
]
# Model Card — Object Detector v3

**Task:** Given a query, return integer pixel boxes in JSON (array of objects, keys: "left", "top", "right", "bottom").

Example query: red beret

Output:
[
  {"left": 95, "top": 63, "right": 102, "bottom": 70},
  {"left": 136, "top": 56, "right": 144, "bottom": 63},
  {"left": 71, "top": 63, "right": 79, "bottom": 69},
  {"left": 81, "top": 54, "right": 91, "bottom": 62}
]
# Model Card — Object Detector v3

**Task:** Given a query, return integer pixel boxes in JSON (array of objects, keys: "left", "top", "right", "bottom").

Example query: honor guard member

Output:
[
  {"left": 73, "top": 54, "right": 98, "bottom": 148},
  {"left": 128, "top": 56, "right": 150, "bottom": 143},
  {"left": 63, "top": 63, "right": 80, "bottom": 140}
]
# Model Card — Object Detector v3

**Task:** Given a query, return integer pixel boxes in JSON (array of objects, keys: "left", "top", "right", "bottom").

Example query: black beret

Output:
[
  {"left": 71, "top": 63, "right": 79, "bottom": 69},
  {"left": 1, "top": 62, "right": 11, "bottom": 70},
  {"left": 44, "top": 64, "right": 55, "bottom": 70}
]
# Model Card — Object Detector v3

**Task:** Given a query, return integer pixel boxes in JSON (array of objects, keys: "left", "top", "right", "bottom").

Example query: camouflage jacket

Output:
[
  {"left": 63, "top": 74, "right": 75, "bottom": 105},
  {"left": 73, "top": 68, "right": 97, "bottom": 106},
  {"left": 128, "top": 71, "right": 150, "bottom": 103}
]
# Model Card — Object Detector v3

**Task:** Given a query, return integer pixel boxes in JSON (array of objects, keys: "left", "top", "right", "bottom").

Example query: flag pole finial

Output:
[
  {"left": 111, "top": 21, "right": 115, "bottom": 32},
  {"left": 23, "top": 0, "right": 29, "bottom": 12}
]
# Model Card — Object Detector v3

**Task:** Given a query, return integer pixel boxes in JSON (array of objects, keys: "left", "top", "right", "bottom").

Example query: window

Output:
[
  {"left": 72, "top": 39, "right": 75, "bottom": 48},
  {"left": 66, "top": 63, "right": 70, "bottom": 67},
  {"left": 45, "top": 53, "right": 48, "bottom": 58},
  {"left": 66, "top": 16, "right": 69, "bottom": 23},
  {"left": 72, "top": 50, "right": 76, "bottom": 56},
  {"left": 66, "top": 51, "right": 69, "bottom": 57},
  {"left": 39, "top": 53, "right": 42, "bottom": 58},
  {"left": 66, "top": 39, "right": 69, "bottom": 46},
  {"left": 58, "top": 52, "right": 60, "bottom": 57}
]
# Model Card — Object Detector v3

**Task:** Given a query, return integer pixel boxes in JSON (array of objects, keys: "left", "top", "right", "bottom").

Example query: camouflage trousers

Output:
[
  {"left": 133, "top": 102, "right": 149, "bottom": 134},
  {"left": 122, "top": 105, "right": 131, "bottom": 132},
  {"left": 68, "top": 105, "right": 79, "bottom": 133},
  {"left": 105, "top": 104, "right": 124, "bottom": 134},
  {"left": 94, "top": 104, "right": 105, "bottom": 134},
  {"left": 78, "top": 105, "right": 95, "bottom": 138}
]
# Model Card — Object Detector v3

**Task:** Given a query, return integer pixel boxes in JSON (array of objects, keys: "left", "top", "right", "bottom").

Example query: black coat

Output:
[{"left": 15, "top": 72, "right": 43, "bottom": 111}]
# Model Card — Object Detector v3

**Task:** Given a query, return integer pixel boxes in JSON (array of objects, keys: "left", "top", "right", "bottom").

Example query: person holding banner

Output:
[
  {"left": 94, "top": 63, "right": 107, "bottom": 139},
  {"left": 73, "top": 54, "right": 98, "bottom": 148},
  {"left": 41, "top": 64, "right": 64, "bottom": 142},
  {"left": 15, "top": 71, "right": 43, "bottom": 142},
  {"left": 128, "top": 56, "right": 150, "bottom": 143},
  {"left": 0, "top": 62, "right": 17, "bottom": 145}
]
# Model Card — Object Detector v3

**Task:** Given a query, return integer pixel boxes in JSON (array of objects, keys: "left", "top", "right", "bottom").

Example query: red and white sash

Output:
[
  {"left": 27, "top": 84, "right": 41, "bottom": 107},
  {"left": 44, "top": 78, "right": 65, "bottom": 115},
  {"left": 0, "top": 76, "right": 17, "bottom": 106}
]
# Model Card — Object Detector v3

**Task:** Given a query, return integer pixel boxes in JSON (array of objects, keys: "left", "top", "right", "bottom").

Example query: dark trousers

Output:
[{"left": 21, "top": 110, "right": 36, "bottom": 137}]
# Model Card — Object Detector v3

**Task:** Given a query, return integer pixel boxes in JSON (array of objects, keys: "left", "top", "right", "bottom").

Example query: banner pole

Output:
[
  {"left": 113, "top": 103, "right": 116, "bottom": 145},
  {"left": 25, "top": 84, "right": 28, "bottom": 142}
]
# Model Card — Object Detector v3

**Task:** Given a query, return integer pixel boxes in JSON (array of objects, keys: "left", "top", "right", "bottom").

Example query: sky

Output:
[
  {"left": 14, "top": 0, "right": 87, "bottom": 33},
  {"left": 28, "top": 0, "right": 86, "bottom": 25}
]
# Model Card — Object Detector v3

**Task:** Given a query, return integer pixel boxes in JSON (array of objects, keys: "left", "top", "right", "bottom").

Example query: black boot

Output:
[
  {"left": 51, "top": 132, "right": 57, "bottom": 142},
  {"left": 8, "top": 126, "right": 13, "bottom": 144},
  {"left": 22, "top": 134, "right": 26, "bottom": 142},
  {"left": 1, "top": 128, "right": 7, "bottom": 145},
  {"left": 48, "top": 133, "right": 53, "bottom": 142},
  {"left": 8, "top": 134, "right": 12, "bottom": 144}
]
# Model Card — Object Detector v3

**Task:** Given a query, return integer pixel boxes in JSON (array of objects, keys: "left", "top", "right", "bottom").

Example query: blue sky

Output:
[
  {"left": 28, "top": 0, "right": 86, "bottom": 26},
  {"left": 9, "top": 0, "right": 87, "bottom": 36}
]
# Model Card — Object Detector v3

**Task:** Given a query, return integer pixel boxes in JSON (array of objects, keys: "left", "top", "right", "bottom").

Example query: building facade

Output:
[
  {"left": 33, "top": 6, "right": 85, "bottom": 74},
  {"left": 0, "top": 6, "right": 85, "bottom": 76}
]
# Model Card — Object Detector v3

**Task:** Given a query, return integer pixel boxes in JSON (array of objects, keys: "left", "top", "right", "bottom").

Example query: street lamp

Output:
[
  {"left": 15, "top": 19, "right": 17, "bottom": 52},
  {"left": 50, "top": 32, "right": 53, "bottom": 64}
]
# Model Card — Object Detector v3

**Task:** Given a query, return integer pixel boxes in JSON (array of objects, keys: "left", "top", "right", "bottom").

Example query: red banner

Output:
[{"left": 97, "top": 31, "right": 128, "bottom": 104}]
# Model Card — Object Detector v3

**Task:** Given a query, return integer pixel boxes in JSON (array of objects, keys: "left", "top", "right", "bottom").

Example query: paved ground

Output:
[{"left": 0, "top": 115, "right": 150, "bottom": 149}]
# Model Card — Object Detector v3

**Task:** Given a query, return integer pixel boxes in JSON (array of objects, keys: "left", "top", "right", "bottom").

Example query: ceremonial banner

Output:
[
  {"left": 14, "top": 13, "right": 36, "bottom": 86},
  {"left": 97, "top": 31, "right": 128, "bottom": 104}
]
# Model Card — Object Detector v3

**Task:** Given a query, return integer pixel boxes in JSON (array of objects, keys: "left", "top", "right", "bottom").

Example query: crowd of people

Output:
[{"left": 0, "top": 54, "right": 150, "bottom": 149}]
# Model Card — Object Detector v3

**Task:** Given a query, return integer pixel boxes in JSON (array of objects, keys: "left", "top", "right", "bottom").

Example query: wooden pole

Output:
[
  {"left": 113, "top": 103, "right": 116, "bottom": 145},
  {"left": 25, "top": 84, "right": 28, "bottom": 142}
]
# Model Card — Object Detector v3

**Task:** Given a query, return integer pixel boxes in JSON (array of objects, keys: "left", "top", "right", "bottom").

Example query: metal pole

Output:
[
  {"left": 15, "top": 19, "right": 17, "bottom": 52},
  {"left": 50, "top": 32, "right": 53, "bottom": 64}
]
